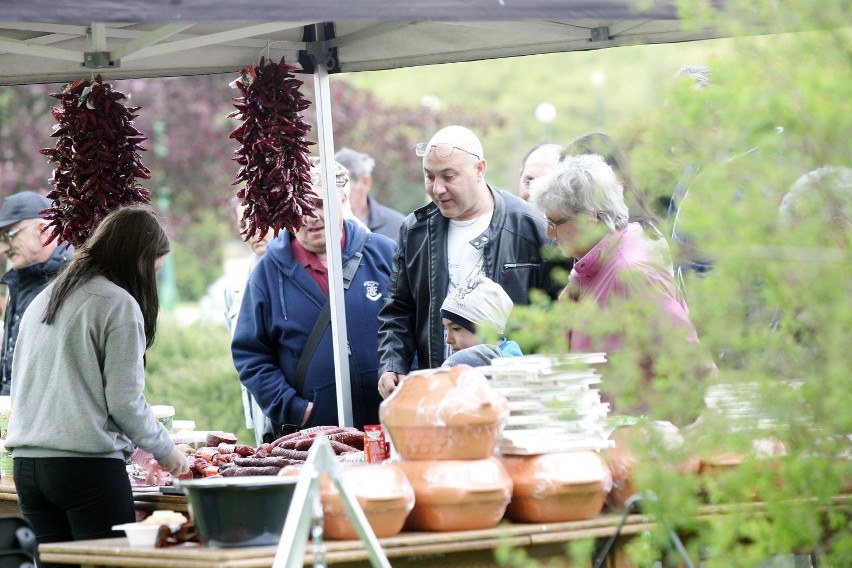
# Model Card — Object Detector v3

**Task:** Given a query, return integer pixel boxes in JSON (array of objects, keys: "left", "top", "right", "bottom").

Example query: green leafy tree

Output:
[
  {"left": 508, "top": 2, "right": 851, "bottom": 565},
  {"left": 144, "top": 318, "right": 251, "bottom": 443}
]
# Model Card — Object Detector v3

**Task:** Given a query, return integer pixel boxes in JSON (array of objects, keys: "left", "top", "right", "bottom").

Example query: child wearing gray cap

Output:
[{"left": 439, "top": 275, "right": 522, "bottom": 369}]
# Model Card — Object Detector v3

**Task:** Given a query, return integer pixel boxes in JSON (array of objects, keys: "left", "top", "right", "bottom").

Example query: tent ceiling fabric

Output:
[
  {"left": 1, "top": 0, "right": 692, "bottom": 23},
  {"left": 0, "top": 1, "right": 733, "bottom": 85}
]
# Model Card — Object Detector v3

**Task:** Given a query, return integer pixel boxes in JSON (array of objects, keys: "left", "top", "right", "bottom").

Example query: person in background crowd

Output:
[
  {"left": 224, "top": 197, "right": 275, "bottom": 446},
  {"left": 377, "top": 125, "right": 555, "bottom": 398},
  {"left": 440, "top": 275, "right": 523, "bottom": 368},
  {"left": 529, "top": 154, "right": 715, "bottom": 420},
  {"left": 0, "top": 191, "right": 73, "bottom": 396},
  {"left": 231, "top": 159, "right": 396, "bottom": 433},
  {"left": 518, "top": 143, "right": 564, "bottom": 202},
  {"left": 771, "top": 166, "right": 852, "bottom": 338},
  {"left": 664, "top": 65, "right": 716, "bottom": 286},
  {"left": 335, "top": 147, "right": 406, "bottom": 241},
  {"left": 778, "top": 166, "right": 852, "bottom": 245},
  {"left": 6, "top": 205, "right": 189, "bottom": 564}
]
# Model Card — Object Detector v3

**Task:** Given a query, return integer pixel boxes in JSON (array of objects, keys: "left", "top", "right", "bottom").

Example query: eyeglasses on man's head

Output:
[{"left": 415, "top": 142, "right": 480, "bottom": 161}]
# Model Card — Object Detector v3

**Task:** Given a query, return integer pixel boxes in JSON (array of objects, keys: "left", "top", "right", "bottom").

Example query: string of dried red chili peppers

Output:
[
  {"left": 229, "top": 56, "right": 316, "bottom": 238},
  {"left": 39, "top": 75, "right": 151, "bottom": 248}
]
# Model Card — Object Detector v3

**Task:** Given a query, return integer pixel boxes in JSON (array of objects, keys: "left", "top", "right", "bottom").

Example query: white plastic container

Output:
[
  {"left": 151, "top": 405, "right": 175, "bottom": 432},
  {"left": 172, "top": 420, "right": 196, "bottom": 433},
  {"left": 112, "top": 523, "right": 162, "bottom": 547}
]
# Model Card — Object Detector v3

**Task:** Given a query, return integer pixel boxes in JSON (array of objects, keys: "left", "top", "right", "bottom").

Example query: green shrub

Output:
[{"left": 144, "top": 316, "right": 252, "bottom": 444}]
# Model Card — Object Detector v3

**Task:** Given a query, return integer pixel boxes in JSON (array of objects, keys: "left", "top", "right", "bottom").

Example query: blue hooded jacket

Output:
[{"left": 231, "top": 219, "right": 395, "bottom": 429}]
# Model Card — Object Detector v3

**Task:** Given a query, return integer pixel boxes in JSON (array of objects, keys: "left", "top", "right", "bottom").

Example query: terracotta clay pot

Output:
[
  {"left": 604, "top": 421, "right": 691, "bottom": 510},
  {"left": 280, "top": 463, "right": 415, "bottom": 540},
  {"left": 320, "top": 463, "right": 415, "bottom": 540},
  {"left": 380, "top": 365, "right": 509, "bottom": 460},
  {"left": 398, "top": 457, "right": 513, "bottom": 531},
  {"left": 502, "top": 451, "right": 612, "bottom": 523},
  {"left": 603, "top": 426, "right": 639, "bottom": 511}
]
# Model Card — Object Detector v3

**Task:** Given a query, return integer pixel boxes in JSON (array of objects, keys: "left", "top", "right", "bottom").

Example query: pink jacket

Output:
[{"left": 563, "top": 225, "right": 714, "bottom": 386}]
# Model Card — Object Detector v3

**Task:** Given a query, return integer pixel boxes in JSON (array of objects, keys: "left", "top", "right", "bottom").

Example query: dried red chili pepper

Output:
[
  {"left": 228, "top": 56, "right": 316, "bottom": 238},
  {"left": 39, "top": 75, "right": 151, "bottom": 247}
]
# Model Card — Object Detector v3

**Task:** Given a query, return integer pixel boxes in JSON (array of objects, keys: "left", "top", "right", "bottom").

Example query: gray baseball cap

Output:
[{"left": 0, "top": 191, "right": 51, "bottom": 230}]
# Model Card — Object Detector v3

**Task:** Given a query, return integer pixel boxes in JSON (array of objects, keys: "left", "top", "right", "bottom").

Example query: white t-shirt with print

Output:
[{"left": 447, "top": 209, "right": 493, "bottom": 293}]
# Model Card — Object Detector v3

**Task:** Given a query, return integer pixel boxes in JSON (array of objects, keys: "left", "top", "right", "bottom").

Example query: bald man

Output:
[
  {"left": 377, "top": 125, "right": 555, "bottom": 398},
  {"left": 518, "top": 143, "right": 564, "bottom": 201}
]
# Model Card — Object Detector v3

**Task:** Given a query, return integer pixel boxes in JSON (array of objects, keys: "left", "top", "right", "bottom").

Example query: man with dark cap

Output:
[{"left": 0, "top": 191, "right": 73, "bottom": 395}]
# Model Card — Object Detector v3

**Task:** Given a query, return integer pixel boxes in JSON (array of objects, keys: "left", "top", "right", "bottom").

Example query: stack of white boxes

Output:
[{"left": 482, "top": 354, "right": 614, "bottom": 455}]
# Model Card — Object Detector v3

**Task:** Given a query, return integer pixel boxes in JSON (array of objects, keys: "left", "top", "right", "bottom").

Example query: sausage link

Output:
[
  {"left": 338, "top": 432, "right": 364, "bottom": 450},
  {"left": 270, "top": 447, "right": 309, "bottom": 461},
  {"left": 269, "top": 432, "right": 305, "bottom": 448},
  {"left": 233, "top": 456, "right": 295, "bottom": 468},
  {"left": 329, "top": 440, "right": 360, "bottom": 454},
  {"left": 220, "top": 466, "right": 282, "bottom": 477},
  {"left": 233, "top": 444, "right": 256, "bottom": 457},
  {"left": 275, "top": 437, "right": 307, "bottom": 450}
]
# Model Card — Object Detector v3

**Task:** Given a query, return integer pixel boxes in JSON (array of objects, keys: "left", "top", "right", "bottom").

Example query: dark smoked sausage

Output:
[
  {"left": 233, "top": 456, "right": 295, "bottom": 468},
  {"left": 220, "top": 466, "right": 282, "bottom": 477},
  {"left": 270, "top": 447, "right": 309, "bottom": 461}
]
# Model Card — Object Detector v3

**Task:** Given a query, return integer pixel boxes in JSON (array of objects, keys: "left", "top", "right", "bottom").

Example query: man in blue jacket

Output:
[{"left": 231, "top": 160, "right": 396, "bottom": 435}]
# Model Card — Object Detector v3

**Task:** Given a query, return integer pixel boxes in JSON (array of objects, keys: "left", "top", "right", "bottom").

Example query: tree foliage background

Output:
[{"left": 502, "top": 2, "right": 851, "bottom": 566}]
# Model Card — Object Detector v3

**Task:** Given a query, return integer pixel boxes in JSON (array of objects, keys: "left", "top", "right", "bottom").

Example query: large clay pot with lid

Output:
[
  {"left": 398, "top": 457, "right": 513, "bottom": 531},
  {"left": 380, "top": 365, "right": 509, "bottom": 460},
  {"left": 502, "top": 451, "right": 612, "bottom": 523}
]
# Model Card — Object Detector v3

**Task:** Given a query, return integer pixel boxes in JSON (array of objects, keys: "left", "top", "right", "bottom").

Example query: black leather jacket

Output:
[
  {"left": 0, "top": 243, "right": 73, "bottom": 395},
  {"left": 377, "top": 186, "right": 555, "bottom": 373}
]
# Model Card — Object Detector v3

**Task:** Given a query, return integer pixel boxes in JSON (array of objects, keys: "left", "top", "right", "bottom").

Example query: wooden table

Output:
[
  {"left": 24, "top": 483, "right": 852, "bottom": 568},
  {"left": 5, "top": 478, "right": 652, "bottom": 566},
  {"left": 39, "top": 513, "right": 657, "bottom": 568}
]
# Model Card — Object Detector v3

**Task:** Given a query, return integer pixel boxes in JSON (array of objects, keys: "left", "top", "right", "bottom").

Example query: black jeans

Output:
[{"left": 13, "top": 457, "right": 136, "bottom": 568}]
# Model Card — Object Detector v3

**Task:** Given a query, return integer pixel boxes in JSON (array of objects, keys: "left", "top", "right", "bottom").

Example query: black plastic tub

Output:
[{"left": 177, "top": 476, "right": 299, "bottom": 547}]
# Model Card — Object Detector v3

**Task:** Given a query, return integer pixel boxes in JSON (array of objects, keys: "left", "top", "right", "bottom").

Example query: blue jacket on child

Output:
[{"left": 231, "top": 219, "right": 395, "bottom": 430}]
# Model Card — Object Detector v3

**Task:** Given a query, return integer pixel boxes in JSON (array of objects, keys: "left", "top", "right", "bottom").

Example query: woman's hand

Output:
[{"left": 158, "top": 445, "right": 191, "bottom": 476}]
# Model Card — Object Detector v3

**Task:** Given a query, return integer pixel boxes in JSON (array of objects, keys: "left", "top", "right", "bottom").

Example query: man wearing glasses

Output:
[
  {"left": 0, "top": 191, "right": 72, "bottom": 395},
  {"left": 377, "top": 125, "right": 554, "bottom": 398}
]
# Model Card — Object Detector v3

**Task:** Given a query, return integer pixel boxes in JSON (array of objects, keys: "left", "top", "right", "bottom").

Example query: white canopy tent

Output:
[
  {"left": 0, "top": 1, "right": 745, "bottom": 86},
  {"left": 0, "top": 1, "right": 759, "bottom": 427}
]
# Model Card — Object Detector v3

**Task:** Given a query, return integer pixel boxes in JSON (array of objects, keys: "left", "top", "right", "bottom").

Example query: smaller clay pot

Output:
[
  {"left": 502, "top": 451, "right": 612, "bottom": 523},
  {"left": 321, "top": 463, "right": 415, "bottom": 540},
  {"left": 398, "top": 457, "right": 513, "bottom": 531},
  {"left": 604, "top": 421, "right": 688, "bottom": 510}
]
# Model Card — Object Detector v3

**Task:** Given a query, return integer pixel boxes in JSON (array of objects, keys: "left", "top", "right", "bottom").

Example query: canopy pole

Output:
[{"left": 312, "top": 27, "right": 353, "bottom": 428}]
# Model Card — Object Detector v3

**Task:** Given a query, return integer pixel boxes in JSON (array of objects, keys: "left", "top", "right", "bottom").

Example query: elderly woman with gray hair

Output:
[{"left": 529, "top": 154, "right": 714, "bottom": 421}]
